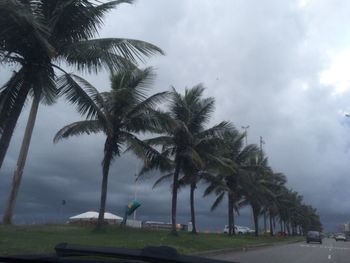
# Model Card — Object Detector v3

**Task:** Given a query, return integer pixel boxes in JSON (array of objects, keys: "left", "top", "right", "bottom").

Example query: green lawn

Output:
[{"left": 0, "top": 225, "right": 303, "bottom": 255}]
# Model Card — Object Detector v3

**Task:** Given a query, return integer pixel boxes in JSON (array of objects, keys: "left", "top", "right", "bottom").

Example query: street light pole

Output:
[
  {"left": 259, "top": 136, "right": 265, "bottom": 157},
  {"left": 241, "top": 125, "right": 250, "bottom": 146},
  {"left": 259, "top": 136, "right": 267, "bottom": 233}
]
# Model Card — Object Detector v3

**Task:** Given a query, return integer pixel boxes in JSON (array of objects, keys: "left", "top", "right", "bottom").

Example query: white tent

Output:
[{"left": 68, "top": 211, "right": 123, "bottom": 225}]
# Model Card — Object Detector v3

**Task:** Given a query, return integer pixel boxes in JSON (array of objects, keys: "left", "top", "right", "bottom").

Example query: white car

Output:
[
  {"left": 242, "top": 226, "right": 255, "bottom": 234},
  {"left": 223, "top": 225, "right": 249, "bottom": 234},
  {"left": 335, "top": 233, "right": 347, "bottom": 241}
]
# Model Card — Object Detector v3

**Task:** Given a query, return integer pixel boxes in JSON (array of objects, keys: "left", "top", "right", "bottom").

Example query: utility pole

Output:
[
  {"left": 259, "top": 136, "right": 265, "bottom": 156},
  {"left": 259, "top": 136, "right": 267, "bottom": 233},
  {"left": 241, "top": 125, "right": 250, "bottom": 146},
  {"left": 241, "top": 125, "right": 252, "bottom": 228}
]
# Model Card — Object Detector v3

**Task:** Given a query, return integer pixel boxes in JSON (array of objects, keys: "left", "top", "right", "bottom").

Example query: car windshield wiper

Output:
[{"left": 0, "top": 243, "right": 236, "bottom": 263}]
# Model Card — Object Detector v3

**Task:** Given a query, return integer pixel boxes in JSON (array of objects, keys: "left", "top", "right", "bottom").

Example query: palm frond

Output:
[
  {"left": 110, "top": 67, "right": 156, "bottom": 98},
  {"left": 49, "top": 0, "right": 133, "bottom": 43},
  {"left": 125, "top": 109, "right": 173, "bottom": 134},
  {"left": 56, "top": 72, "right": 107, "bottom": 121},
  {"left": 143, "top": 136, "right": 174, "bottom": 147},
  {"left": 123, "top": 132, "right": 173, "bottom": 172},
  {"left": 237, "top": 144, "right": 260, "bottom": 164},
  {"left": 211, "top": 192, "right": 225, "bottom": 211},
  {"left": 31, "top": 65, "right": 57, "bottom": 105},
  {"left": 0, "top": 0, "right": 55, "bottom": 57},
  {"left": 0, "top": 69, "right": 26, "bottom": 129},
  {"left": 152, "top": 172, "right": 174, "bottom": 189},
  {"left": 188, "top": 97, "right": 215, "bottom": 131},
  {"left": 203, "top": 175, "right": 224, "bottom": 196},
  {"left": 198, "top": 121, "right": 233, "bottom": 138},
  {"left": 60, "top": 38, "right": 163, "bottom": 73},
  {"left": 54, "top": 120, "right": 103, "bottom": 143},
  {"left": 126, "top": 91, "right": 170, "bottom": 119},
  {"left": 180, "top": 147, "right": 204, "bottom": 170}
]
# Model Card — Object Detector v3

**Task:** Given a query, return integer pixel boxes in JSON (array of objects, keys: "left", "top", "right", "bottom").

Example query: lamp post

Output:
[
  {"left": 259, "top": 136, "right": 265, "bottom": 156},
  {"left": 259, "top": 136, "right": 267, "bottom": 233},
  {"left": 241, "top": 125, "right": 250, "bottom": 146}
]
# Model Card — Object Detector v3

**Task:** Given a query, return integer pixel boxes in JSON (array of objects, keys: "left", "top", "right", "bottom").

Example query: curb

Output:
[{"left": 190, "top": 239, "right": 303, "bottom": 257}]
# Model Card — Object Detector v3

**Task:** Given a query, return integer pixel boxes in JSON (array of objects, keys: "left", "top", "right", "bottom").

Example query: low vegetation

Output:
[{"left": 0, "top": 225, "right": 303, "bottom": 256}]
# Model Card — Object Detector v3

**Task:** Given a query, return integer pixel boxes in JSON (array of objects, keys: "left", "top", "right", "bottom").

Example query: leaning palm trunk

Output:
[
  {"left": 190, "top": 182, "right": 197, "bottom": 234},
  {"left": 0, "top": 86, "right": 30, "bottom": 170},
  {"left": 3, "top": 95, "right": 40, "bottom": 224},
  {"left": 280, "top": 219, "right": 283, "bottom": 232},
  {"left": 286, "top": 222, "right": 291, "bottom": 235},
  {"left": 171, "top": 156, "right": 181, "bottom": 236},
  {"left": 97, "top": 140, "right": 113, "bottom": 228},
  {"left": 252, "top": 204, "right": 259, "bottom": 237},
  {"left": 228, "top": 193, "right": 235, "bottom": 236},
  {"left": 269, "top": 214, "right": 274, "bottom": 236}
]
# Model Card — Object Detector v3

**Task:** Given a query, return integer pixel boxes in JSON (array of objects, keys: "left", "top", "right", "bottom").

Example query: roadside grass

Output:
[{"left": 0, "top": 224, "right": 303, "bottom": 255}]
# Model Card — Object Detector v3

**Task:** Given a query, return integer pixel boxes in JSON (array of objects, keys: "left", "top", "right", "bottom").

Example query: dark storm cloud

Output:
[{"left": 1, "top": 0, "right": 350, "bottom": 231}]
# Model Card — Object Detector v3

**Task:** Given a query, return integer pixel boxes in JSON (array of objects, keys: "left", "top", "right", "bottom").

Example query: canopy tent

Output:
[{"left": 68, "top": 211, "right": 123, "bottom": 225}]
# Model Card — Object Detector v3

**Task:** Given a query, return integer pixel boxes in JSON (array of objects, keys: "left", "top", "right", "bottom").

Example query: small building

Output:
[{"left": 68, "top": 211, "right": 123, "bottom": 225}]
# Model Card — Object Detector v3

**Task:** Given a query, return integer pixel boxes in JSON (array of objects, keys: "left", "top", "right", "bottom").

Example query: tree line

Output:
[{"left": 0, "top": 0, "right": 322, "bottom": 236}]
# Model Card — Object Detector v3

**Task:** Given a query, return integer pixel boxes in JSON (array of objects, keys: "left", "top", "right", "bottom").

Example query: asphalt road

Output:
[{"left": 210, "top": 238, "right": 350, "bottom": 263}]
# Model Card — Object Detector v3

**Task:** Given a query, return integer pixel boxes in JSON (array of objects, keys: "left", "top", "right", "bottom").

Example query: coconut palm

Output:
[
  {"left": 262, "top": 172, "right": 287, "bottom": 236},
  {"left": 179, "top": 122, "right": 231, "bottom": 234},
  {"left": 203, "top": 129, "right": 259, "bottom": 236},
  {"left": 0, "top": 0, "right": 163, "bottom": 224},
  {"left": 242, "top": 151, "right": 274, "bottom": 236},
  {"left": 54, "top": 67, "right": 168, "bottom": 228},
  {"left": 135, "top": 85, "right": 231, "bottom": 235}
]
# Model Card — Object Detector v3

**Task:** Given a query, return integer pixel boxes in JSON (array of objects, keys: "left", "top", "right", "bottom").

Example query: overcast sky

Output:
[{"left": 1, "top": 0, "right": 350, "bottom": 232}]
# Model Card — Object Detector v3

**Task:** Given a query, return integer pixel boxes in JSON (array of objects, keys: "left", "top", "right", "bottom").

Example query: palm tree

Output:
[
  {"left": 180, "top": 123, "right": 231, "bottom": 234},
  {"left": 135, "top": 85, "right": 231, "bottom": 235},
  {"left": 1, "top": 0, "right": 163, "bottom": 224},
  {"left": 298, "top": 204, "right": 322, "bottom": 234},
  {"left": 54, "top": 67, "right": 168, "bottom": 228},
  {"left": 204, "top": 129, "right": 259, "bottom": 236},
  {"left": 263, "top": 172, "right": 287, "bottom": 236},
  {"left": 242, "top": 151, "right": 273, "bottom": 236}
]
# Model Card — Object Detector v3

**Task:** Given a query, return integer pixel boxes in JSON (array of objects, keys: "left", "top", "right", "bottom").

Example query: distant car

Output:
[
  {"left": 223, "top": 225, "right": 230, "bottom": 234},
  {"left": 223, "top": 225, "right": 249, "bottom": 234},
  {"left": 335, "top": 233, "right": 347, "bottom": 241},
  {"left": 306, "top": 231, "right": 322, "bottom": 244},
  {"left": 242, "top": 226, "right": 255, "bottom": 234}
]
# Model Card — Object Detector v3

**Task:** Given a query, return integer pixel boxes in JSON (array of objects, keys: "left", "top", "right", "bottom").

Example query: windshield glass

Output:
[{"left": 0, "top": 1, "right": 348, "bottom": 263}]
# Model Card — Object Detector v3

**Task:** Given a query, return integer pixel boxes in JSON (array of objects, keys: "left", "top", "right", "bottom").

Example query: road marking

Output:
[
  {"left": 299, "top": 244, "right": 349, "bottom": 251},
  {"left": 328, "top": 255, "right": 331, "bottom": 260}
]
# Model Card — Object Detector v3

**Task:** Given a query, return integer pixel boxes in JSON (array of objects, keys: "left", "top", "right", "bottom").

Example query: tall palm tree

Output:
[
  {"left": 242, "top": 152, "right": 273, "bottom": 236},
  {"left": 0, "top": 0, "right": 163, "bottom": 224},
  {"left": 262, "top": 172, "right": 287, "bottom": 236},
  {"left": 54, "top": 67, "right": 168, "bottom": 228},
  {"left": 204, "top": 129, "right": 259, "bottom": 236},
  {"left": 179, "top": 122, "right": 231, "bottom": 234},
  {"left": 135, "top": 85, "right": 231, "bottom": 235}
]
